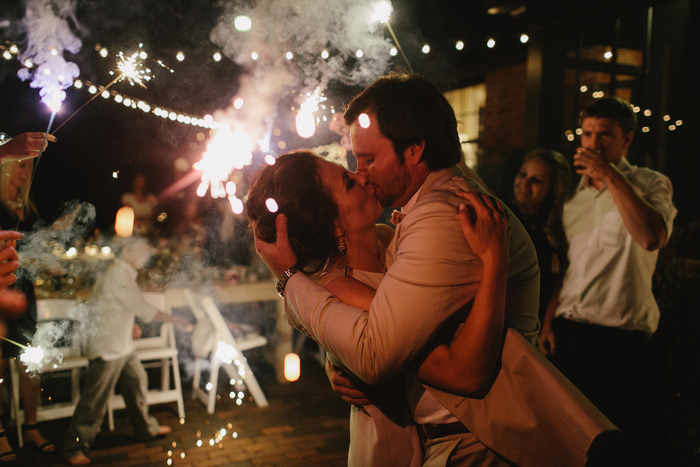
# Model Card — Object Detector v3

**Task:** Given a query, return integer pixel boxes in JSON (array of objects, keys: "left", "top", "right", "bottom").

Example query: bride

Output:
[{"left": 247, "top": 150, "right": 510, "bottom": 465}]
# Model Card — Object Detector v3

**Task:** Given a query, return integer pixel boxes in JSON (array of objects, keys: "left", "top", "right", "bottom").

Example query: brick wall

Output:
[{"left": 480, "top": 62, "right": 527, "bottom": 165}]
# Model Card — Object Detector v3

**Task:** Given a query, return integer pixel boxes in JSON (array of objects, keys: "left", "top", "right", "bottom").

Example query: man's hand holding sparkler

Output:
[{"left": 0, "top": 132, "right": 57, "bottom": 163}]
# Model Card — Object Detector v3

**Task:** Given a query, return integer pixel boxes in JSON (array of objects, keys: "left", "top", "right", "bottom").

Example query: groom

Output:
[{"left": 255, "top": 73, "right": 614, "bottom": 465}]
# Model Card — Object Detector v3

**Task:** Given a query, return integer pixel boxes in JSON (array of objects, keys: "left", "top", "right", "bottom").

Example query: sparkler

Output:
[
  {"left": 194, "top": 125, "right": 253, "bottom": 213},
  {"left": 1, "top": 337, "right": 62, "bottom": 374},
  {"left": 372, "top": 1, "right": 413, "bottom": 72},
  {"left": 115, "top": 50, "right": 154, "bottom": 88},
  {"left": 295, "top": 87, "right": 327, "bottom": 139},
  {"left": 51, "top": 49, "right": 155, "bottom": 134}
]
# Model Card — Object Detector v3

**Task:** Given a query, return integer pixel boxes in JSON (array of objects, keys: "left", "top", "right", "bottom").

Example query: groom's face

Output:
[{"left": 350, "top": 112, "right": 411, "bottom": 209}]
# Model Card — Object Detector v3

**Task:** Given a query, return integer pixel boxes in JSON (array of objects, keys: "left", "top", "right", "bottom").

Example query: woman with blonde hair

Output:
[{"left": 0, "top": 158, "right": 54, "bottom": 461}]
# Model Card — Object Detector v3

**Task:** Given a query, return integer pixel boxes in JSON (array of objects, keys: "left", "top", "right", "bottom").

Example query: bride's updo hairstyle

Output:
[{"left": 247, "top": 150, "right": 341, "bottom": 275}]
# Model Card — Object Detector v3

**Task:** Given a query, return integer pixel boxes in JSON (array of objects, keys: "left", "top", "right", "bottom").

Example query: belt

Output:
[{"left": 418, "top": 421, "right": 470, "bottom": 439}]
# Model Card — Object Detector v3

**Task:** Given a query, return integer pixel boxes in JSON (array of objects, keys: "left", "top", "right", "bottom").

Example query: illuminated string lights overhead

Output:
[
  {"left": 564, "top": 102, "right": 683, "bottom": 141},
  {"left": 2, "top": 41, "right": 215, "bottom": 131}
]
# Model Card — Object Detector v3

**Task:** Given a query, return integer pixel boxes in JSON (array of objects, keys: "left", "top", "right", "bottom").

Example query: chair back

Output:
[{"left": 35, "top": 299, "right": 83, "bottom": 359}]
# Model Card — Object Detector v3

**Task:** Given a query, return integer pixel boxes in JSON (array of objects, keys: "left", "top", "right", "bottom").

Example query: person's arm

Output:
[
  {"left": 0, "top": 132, "right": 56, "bottom": 163},
  {"left": 154, "top": 310, "right": 193, "bottom": 331},
  {"left": 538, "top": 285, "right": 561, "bottom": 356},
  {"left": 574, "top": 149, "right": 669, "bottom": 250},
  {"left": 416, "top": 192, "right": 509, "bottom": 395}
]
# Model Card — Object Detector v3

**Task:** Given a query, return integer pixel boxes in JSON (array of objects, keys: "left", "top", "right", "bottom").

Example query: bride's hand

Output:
[
  {"left": 455, "top": 191, "right": 510, "bottom": 270},
  {"left": 253, "top": 214, "right": 298, "bottom": 277}
]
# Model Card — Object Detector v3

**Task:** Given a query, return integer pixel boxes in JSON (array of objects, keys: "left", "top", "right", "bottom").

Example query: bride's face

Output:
[{"left": 317, "top": 159, "right": 383, "bottom": 235}]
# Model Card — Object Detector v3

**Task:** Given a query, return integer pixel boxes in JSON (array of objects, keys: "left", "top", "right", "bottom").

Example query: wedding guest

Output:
[
  {"left": 539, "top": 97, "right": 677, "bottom": 460},
  {"left": 62, "top": 238, "right": 190, "bottom": 466},
  {"left": 120, "top": 173, "right": 159, "bottom": 236},
  {"left": 0, "top": 160, "right": 55, "bottom": 460},
  {"left": 511, "top": 149, "right": 572, "bottom": 324}
]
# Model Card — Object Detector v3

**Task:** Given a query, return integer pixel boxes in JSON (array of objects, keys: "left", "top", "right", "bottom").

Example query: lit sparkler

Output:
[
  {"left": 215, "top": 341, "right": 238, "bottom": 364},
  {"left": 115, "top": 50, "right": 153, "bottom": 88},
  {"left": 295, "top": 87, "right": 327, "bottom": 139},
  {"left": 371, "top": 1, "right": 413, "bottom": 72},
  {"left": 52, "top": 48, "right": 156, "bottom": 134},
  {"left": 1, "top": 337, "right": 63, "bottom": 374},
  {"left": 195, "top": 126, "right": 253, "bottom": 206}
]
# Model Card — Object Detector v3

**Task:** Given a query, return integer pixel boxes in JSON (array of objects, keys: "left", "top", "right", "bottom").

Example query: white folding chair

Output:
[
  {"left": 105, "top": 291, "right": 186, "bottom": 430},
  {"left": 10, "top": 298, "right": 89, "bottom": 447},
  {"left": 183, "top": 289, "right": 268, "bottom": 414}
]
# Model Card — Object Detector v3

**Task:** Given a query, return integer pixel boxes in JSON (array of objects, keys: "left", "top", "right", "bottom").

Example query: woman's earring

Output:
[
  {"left": 338, "top": 235, "right": 348, "bottom": 255},
  {"left": 337, "top": 234, "right": 347, "bottom": 254}
]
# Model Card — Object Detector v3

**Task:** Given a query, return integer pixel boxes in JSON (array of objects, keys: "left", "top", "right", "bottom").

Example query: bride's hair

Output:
[{"left": 247, "top": 150, "right": 342, "bottom": 275}]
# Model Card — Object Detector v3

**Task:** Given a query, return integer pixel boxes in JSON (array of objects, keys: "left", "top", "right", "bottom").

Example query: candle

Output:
[
  {"left": 284, "top": 352, "right": 300, "bottom": 382},
  {"left": 115, "top": 206, "right": 135, "bottom": 237}
]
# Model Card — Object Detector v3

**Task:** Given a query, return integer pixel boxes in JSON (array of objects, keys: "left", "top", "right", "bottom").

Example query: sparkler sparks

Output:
[
  {"left": 115, "top": 51, "right": 153, "bottom": 88},
  {"left": 295, "top": 87, "right": 327, "bottom": 139},
  {"left": 1, "top": 337, "right": 63, "bottom": 374},
  {"left": 194, "top": 126, "right": 253, "bottom": 207}
]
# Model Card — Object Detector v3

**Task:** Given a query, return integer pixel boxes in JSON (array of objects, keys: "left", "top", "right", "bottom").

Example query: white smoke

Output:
[
  {"left": 15, "top": 0, "right": 82, "bottom": 110},
  {"left": 209, "top": 0, "right": 393, "bottom": 144}
]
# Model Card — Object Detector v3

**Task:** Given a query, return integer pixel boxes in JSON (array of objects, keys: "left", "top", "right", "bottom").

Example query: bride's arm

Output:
[{"left": 416, "top": 191, "right": 509, "bottom": 396}]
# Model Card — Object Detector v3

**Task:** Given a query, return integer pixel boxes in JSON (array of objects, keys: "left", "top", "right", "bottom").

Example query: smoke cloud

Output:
[
  {"left": 209, "top": 0, "right": 393, "bottom": 144},
  {"left": 15, "top": 0, "right": 83, "bottom": 109}
]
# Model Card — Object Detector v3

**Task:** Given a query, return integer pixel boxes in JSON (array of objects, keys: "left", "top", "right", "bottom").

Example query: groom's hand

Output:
[{"left": 253, "top": 214, "right": 297, "bottom": 277}]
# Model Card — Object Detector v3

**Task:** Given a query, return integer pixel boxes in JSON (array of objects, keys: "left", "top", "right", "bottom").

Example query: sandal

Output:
[
  {"left": 0, "top": 430, "right": 17, "bottom": 463},
  {"left": 22, "top": 423, "right": 55, "bottom": 453}
]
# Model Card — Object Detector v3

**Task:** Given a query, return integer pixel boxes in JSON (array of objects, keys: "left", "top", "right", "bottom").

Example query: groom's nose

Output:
[{"left": 352, "top": 172, "right": 368, "bottom": 186}]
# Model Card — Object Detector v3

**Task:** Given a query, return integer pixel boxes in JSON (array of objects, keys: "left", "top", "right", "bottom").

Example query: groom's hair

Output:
[
  {"left": 344, "top": 72, "right": 462, "bottom": 171},
  {"left": 247, "top": 150, "right": 341, "bottom": 275}
]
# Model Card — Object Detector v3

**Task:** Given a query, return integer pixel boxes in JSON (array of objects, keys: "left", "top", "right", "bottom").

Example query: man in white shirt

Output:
[{"left": 540, "top": 97, "right": 677, "bottom": 452}]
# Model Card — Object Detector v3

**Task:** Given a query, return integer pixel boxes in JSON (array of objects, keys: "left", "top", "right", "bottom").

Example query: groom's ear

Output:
[{"left": 404, "top": 141, "right": 426, "bottom": 167}]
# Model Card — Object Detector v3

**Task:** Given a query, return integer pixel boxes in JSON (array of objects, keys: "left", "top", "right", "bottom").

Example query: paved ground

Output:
[{"left": 4, "top": 352, "right": 351, "bottom": 466}]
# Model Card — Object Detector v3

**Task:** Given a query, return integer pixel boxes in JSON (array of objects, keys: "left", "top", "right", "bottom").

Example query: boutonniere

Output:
[{"left": 390, "top": 209, "right": 405, "bottom": 226}]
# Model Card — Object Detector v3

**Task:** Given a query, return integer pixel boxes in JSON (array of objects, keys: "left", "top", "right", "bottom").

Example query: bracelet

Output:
[{"left": 275, "top": 266, "right": 299, "bottom": 298}]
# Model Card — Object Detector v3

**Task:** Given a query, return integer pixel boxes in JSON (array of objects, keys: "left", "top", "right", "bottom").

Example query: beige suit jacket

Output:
[
  {"left": 285, "top": 167, "right": 540, "bottom": 384},
  {"left": 286, "top": 167, "right": 619, "bottom": 464}
]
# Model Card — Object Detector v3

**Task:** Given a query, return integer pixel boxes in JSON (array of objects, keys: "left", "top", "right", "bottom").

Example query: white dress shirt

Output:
[{"left": 555, "top": 158, "right": 677, "bottom": 334}]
